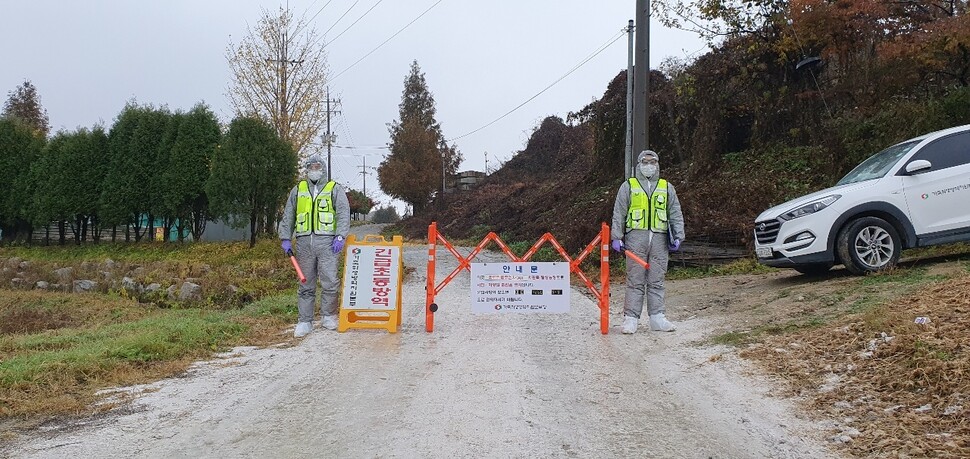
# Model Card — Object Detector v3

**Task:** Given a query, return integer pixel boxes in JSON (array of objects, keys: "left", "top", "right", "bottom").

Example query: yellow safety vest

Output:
[
  {"left": 626, "top": 177, "right": 668, "bottom": 232},
  {"left": 294, "top": 180, "right": 337, "bottom": 236}
]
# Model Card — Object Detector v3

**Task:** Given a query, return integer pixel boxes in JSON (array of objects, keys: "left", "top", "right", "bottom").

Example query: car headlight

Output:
[{"left": 779, "top": 195, "right": 841, "bottom": 221}]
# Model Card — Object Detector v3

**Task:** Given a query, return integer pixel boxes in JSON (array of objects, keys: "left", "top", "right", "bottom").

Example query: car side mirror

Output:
[{"left": 905, "top": 159, "right": 932, "bottom": 175}]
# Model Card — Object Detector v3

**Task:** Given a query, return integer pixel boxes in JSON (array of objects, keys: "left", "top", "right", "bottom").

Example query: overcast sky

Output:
[{"left": 1, "top": 1, "right": 706, "bottom": 210}]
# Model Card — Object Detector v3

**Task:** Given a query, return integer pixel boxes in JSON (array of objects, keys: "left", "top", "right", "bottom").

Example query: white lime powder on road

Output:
[{"left": 7, "top": 224, "right": 836, "bottom": 458}]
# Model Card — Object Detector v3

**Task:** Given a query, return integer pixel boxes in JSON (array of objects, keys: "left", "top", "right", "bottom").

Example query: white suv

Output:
[{"left": 754, "top": 124, "right": 970, "bottom": 275}]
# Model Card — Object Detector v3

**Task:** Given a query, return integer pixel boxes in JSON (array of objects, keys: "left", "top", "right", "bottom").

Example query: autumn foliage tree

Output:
[
  {"left": 2, "top": 80, "right": 49, "bottom": 139},
  {"left": 226, "top": 6, "right": 329, "bottom": 160},
  {"left": 346, "top": 189, "right": 374, "bottom": 221},
  {"left": 378, "top": 61, "right": 461, "bottom": 215}
]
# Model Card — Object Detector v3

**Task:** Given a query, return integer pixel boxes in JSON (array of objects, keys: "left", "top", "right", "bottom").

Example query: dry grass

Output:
[
  {"left": 0, "top": 239, "right": 296, "bottom": 309},
  {"left": 744, "top": 274, "right": 970, "bottom": 457},
  {"left": 0, "top": 291, "right": 294, "bottom": 423}
]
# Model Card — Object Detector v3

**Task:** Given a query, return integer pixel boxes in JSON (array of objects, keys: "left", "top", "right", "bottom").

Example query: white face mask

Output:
[
  {"left": 308, "top": 169, "right": 324, "bottom": 182},
  {"left": 639, "top": 164, "right": 658, "bottom": 177}
]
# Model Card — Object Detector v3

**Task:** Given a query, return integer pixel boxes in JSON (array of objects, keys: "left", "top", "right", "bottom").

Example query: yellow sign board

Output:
[{"left": 337, "top": 234, "right": 404, "bottom": 333}]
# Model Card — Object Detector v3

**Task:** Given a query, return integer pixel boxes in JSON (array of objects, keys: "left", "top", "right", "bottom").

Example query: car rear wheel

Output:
[
  {"left": 836, "top": 216, "right": 901, "bottom": 275},
  {"left": 793, "top": 263, "right": 833, "bottom": 276}
]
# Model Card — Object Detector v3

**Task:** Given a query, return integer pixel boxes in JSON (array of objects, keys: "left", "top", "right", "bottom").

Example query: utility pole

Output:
[
  {"left": 358, "top": 156, "right": 369, "bottom": 197},
  {"left": 625, "top": 19, "right": 635, "bottom": 178},
  {"left": 484, "top": 151, "right": 489, "bottom": 175},
  {"left": 266, "top": 26, "right": 303, "bottom": 152},
  {"left": 633, "top": 0, "right": 650, "bottom": 156},
  {"left": 323, "top": 86, "right": 341, "bottom": 180}
]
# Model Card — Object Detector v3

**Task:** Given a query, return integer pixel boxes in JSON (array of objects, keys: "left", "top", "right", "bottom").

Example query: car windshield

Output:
[{"left": 836, "top": 140, "right": 921, "bottom": 186}]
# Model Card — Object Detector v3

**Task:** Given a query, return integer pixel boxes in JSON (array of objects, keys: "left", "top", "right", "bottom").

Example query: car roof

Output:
[
  {"left": 912, "top": 124, "right": 970, "bottom": 140},
  {"left": 904, "top": 124, "right": 970, "bottom": 144}
]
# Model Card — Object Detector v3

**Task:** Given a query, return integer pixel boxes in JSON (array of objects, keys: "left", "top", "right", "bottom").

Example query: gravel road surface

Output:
[{"left": 7, "top": 224, "right": 836, "bottom": 458}]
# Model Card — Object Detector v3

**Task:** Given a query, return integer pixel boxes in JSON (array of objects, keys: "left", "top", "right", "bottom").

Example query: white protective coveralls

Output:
[
  {"left": 610, "top": 150, "right": 686, "bottom": 332},
  {"left": 278, "top": 155, "right": 351, "bottom": 335}
]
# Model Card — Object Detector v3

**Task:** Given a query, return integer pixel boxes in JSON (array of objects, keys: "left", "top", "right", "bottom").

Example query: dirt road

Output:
[{"left": 7, "top": 225, "right": 837, "bottom": 458}]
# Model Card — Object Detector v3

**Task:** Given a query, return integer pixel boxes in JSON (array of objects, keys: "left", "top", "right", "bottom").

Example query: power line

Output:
[
  {"left": 294, "top": 0, "right": 335, "bottom": 38},
  {"left": 333, "top": 144, "right": 388, "bottom": 150},
  {"left": 333, "top": 92, "right": 361, "bottom": 151},
  {"left": 447, "top": 28, "right": 626, "bottom": 143},
  {"left": 308, "top": 143, "right": 386, "bottom": 153},
  {"left": 330, "top": 0, "right": 445, "bottom": 82},
  {"left": 326, "top": 0, "right": 384, "bottom": 47},
  {"left": 323, "top": 0, "right": 360, "bottom": 38}
]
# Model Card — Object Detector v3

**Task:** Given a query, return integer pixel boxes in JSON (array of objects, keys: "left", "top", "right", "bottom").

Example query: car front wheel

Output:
[{"left": 836, "top": 216, "right": 902, "bottom": 275}]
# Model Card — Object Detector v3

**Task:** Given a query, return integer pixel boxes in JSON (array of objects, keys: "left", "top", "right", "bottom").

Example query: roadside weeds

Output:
[{"left": 740, "top": 270, "right": 970, "bottom": 457}]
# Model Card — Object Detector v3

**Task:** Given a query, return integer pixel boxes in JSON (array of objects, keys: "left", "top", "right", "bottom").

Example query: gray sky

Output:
[{"left": 1, "top": 1, "right": 706, "bottom": 210}]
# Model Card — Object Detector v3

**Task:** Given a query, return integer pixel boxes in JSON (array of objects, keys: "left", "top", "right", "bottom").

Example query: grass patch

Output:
[
  {"left": 711, "top": 317, "right": 827, "bottom": 347},
  {"left": 0, "top": 237, "right": 280, "bottom": 265},
  {"left": 902, "top": 241, "right": 970, "bottom": 261},
  {"left": 668, "top": 257, "right": 775, "bottom": 280},
  {"left": 0, "top": 238, "right": 297, "bottom": 311},
  {"left": 0, "top": 288, "right": 295, "bottom": 420},
  {"left": 859, "top": 266, "right": 931, "bottom": 286},
  {"left": 711, "top": 331, "right": 749, "bottom": 346}
]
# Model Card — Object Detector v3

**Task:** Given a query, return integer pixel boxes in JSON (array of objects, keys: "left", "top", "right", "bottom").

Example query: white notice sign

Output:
[
  {"left": 341, "top": 245, "right": 400, "bottom": 311},
  {"left": 470, "top": 262, "right": 570, "bottom": 314}
]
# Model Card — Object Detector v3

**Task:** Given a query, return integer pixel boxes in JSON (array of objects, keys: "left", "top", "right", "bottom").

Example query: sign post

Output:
[
  {"left": 338, "top": 234, "right": 404, "bottom": 333},
  {"left": 470, "top": 262, "right": 570, "bottom": 313}
]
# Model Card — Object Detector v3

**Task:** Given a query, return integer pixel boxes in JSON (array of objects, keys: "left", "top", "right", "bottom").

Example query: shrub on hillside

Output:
[{"left": 371, "top": 206, "right": 401, "bottom": 224}]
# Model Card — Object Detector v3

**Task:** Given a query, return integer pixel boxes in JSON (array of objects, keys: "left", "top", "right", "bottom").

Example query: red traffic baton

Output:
[
  {"left": 289, "top": 255, "right": 307, "bottom": 283},
  {"left": 624, "top": 249, "right": 650, "bottom": 270}
]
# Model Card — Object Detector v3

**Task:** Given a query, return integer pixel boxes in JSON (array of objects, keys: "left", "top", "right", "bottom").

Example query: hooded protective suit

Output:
[
  {"left": 278, "top": 155, "right": 351, "bottom": 331},
  {"left": 611, "top": 150, "right": 686, "bottom": 323}
]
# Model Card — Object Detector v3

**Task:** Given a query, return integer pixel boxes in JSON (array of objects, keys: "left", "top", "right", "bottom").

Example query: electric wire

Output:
[
  {"left": 447, "top": 28, "right": 626, "bottom": 142},
  {"left": 330, "top": 0, "right": 445, "bottom": 82},
  {"left": 323, "top": 0, "right": 360, "bottom": 38},
  {"left": 293, "top": 0, "right": 335, "bottom": 39},
  {"left": 325, "top": 0, "right": 384, "bottom": 47}
]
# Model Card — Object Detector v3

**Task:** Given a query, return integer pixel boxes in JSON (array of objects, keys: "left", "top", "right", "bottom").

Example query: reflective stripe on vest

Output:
[
  {"left": 626, "top": 178, "right": 668, "bottom": 233},
  {"left": 294, "top": 180, "right": 337, "bottom": 236}
]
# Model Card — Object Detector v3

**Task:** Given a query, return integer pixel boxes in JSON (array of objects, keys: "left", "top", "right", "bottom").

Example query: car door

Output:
[{"left": 900, "top": 130, "right": 970, "bottom": 235}]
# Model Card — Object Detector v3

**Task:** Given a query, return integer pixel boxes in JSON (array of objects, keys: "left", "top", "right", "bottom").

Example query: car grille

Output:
[{"left": 755, "top": 219, "right": 781, "bottom": 244}]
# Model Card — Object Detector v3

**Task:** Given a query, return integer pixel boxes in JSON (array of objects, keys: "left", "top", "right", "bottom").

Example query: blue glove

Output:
[
  {"left": 669, "top": 238, "right": 681, "bottom": 252},
  {"left": 281, "top": 239, "right": 293, "bottom": 256},
  {"left": 331, "top": 236, "right": 345, "bottom": 254},
  {"left": 611, "top": 239, "right": 624, "bottom": 253}
]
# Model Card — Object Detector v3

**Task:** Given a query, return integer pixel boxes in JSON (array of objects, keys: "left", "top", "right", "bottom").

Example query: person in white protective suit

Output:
[
  {"left": 610, "top": 149, "right": 686, "bottom": 334},
  {"left": 278, "top": 154, "right": 351, "bottom": 337}
]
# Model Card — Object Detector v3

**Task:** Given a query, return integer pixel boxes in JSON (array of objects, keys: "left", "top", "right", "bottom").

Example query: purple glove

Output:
[
  {"left": 331, "top": 236, "right": 345, "bottom": 254},
  {"left": 611, "top": 239, "right": 624, "bottom": 253},
  {"left": 281, "top": 239, "right": 293, "bottom": 256},
  {"left": 669, "top": 238, "right": 681, "bottom": 252}
]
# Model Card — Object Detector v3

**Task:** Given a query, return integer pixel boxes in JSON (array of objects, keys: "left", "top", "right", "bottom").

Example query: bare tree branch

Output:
[{"left": 226, "top": 6, "right": 329, "bottom": 159}]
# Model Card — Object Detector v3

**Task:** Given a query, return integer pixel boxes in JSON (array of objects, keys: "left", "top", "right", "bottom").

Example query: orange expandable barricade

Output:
[{"left": 424, "top": 222, "right": 644, "bottom": 334}]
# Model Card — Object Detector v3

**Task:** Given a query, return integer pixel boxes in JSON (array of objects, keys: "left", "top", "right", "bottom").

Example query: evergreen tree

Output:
[
  {"left": 378, "top": 60, "right": 462, "bottom": 214},
  {"left": 207, "top": 116, "right": 296, "bottom": 247},
  {"left": 101, "top": 103, "right": 144, "bottom": 240},
  {"left": 0, "top": 118, "right": 44, "bottom": 242},
  {"left": 100, "top": 104, "right": 170, "bottom": 242},
  {"left": 34, "top": 128, "right": 109, "bottom": 244},
  {"left": 164, "top": 103, "right": 220, "bottom": 241}
]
